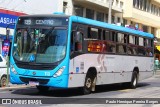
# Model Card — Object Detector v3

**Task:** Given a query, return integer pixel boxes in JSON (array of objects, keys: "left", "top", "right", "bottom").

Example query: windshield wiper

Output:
[{"left": 45, "top": 26, "right": 55, "bottom": 36}]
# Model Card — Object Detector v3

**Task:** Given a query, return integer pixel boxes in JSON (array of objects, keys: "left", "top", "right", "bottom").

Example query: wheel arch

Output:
[{"left": 86, "top": 67, "right": 97, "bottom": 77}]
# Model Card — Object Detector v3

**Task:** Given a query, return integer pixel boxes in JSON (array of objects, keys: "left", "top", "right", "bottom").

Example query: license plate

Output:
[{"left": 29, "top": 81, "right": 39, "bottom": 86}]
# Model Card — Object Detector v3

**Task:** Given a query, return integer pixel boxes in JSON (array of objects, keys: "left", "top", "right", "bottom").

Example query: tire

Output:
[
  {"left": 130, "top": 71, "right": 138, "bottom": 89},
  {"left": 82, "top": 73, "right": 96, "bottom": 95},
  {"left": 36, "top": 86, "right": 49, "bottom": 93},
  {"left": 0, "top": 76, "right": 7, "bottom": 87}
]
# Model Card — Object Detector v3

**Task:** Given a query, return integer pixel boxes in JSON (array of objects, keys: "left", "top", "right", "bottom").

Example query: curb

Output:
[{"left": 0, "top": 84, "right": 32, "bottom": 91}]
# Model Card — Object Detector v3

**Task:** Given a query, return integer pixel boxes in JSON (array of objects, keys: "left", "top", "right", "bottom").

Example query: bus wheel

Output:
[
  {"left": 83, "top": 73, "right": 96, "bottom": 95},
  {"left": 130, "top": 71, "right": 138, "bottom": 89},
  {"left": 36, "top": 86, "right": 49, "bottom": 93},
  {"left": 0, "top": 76, "right": 7, "bottom": 87}
]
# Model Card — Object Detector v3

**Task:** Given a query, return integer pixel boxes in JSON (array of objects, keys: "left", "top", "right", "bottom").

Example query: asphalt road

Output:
[{"left": 0, "top": 75, "right": 160, "bottom": 107}]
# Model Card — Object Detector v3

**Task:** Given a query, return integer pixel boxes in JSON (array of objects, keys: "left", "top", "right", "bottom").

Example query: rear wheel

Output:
[
  {"left": 130, "top": 71, "right": 138, "bottom": 89},
  {"left": 0, "top": 76, "right": 7, "bottom": 87},
  {"left": 36, "top": 86, "right": 49, "bottom": 93}
]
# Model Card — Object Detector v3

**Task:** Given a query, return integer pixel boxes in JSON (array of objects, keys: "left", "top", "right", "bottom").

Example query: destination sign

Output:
[{"left": 18, "top": 17, "right": 68, "bottom": 26}]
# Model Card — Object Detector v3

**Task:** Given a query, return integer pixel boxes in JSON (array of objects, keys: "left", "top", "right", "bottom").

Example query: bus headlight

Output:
[
  {"left": 11, "top": 64, "right": 17, "bottom": 75},
  {"left": 53, "top": 66, "right": 66, "bottom": 78}
]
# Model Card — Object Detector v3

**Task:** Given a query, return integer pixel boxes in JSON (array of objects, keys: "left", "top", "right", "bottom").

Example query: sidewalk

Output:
[
  {"left": 0, "top": 83, "right": 31, "bottom": 91},
  {"left": 155, "top": 69, "right": 160, "bottom": 75}
]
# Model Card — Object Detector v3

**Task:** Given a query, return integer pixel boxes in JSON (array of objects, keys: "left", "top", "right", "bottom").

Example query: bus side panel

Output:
[
  {"left": 68, "top": 56, "right": 86, "bottom": 87},
  {"left": 68, "top": 54, "right": 154, "bottom": 88}
]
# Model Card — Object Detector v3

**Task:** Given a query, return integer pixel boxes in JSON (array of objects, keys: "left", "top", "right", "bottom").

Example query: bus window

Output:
[
  {"left": 106, "top": 42, "right": 116, "bottom": 53},
  {"left": 117, "top": 33, "right": 125, "bottom": 43},
  {"left": 129, "top": 35, "right": 135, "bottom": 44},
  {"left": 74, "top": 31, "right": 83, "bottom": 52},
  {"left": 139, "top": 37, "right": 144, "bottom": 46},
  {"left": 98, "top": 29, "right": 102, "bottom": 40},
  {"left": 110, "top": 31, "right": 116, "bottom": 41},
  {"left": 88, "top": 27, "right": 98, "bottom": 39},
  {"left": 137, "top": 47, "right": 146, "bottom": 56},
  {"left": 146, "top": 48, "right": 153, "bottom": 56},
  {"left": 103, "top": 30, "right": 110, "bottom": 41},
  {"left": 127, "top": 46, "right": 137, "bottom": 55},
  {"left": 116, "top": 44, "right": 126, "bottom": 54}
]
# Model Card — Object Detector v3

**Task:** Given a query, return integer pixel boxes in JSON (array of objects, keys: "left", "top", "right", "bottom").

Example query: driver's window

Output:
[{"left": 71, "top": 31, "right": 83, "bottom": 52}]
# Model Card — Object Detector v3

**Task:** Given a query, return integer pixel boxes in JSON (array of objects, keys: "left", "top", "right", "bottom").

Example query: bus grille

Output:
[{"left": 20, "top": 77, "right": 49, "bottom": 84}]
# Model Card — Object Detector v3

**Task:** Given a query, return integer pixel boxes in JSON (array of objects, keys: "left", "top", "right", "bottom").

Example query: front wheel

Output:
[
  {"left": 36, "top": 86, "right": 49, "bottom": 93},
  {"left": 82, "top": 73, "right": 96, "bottom": 95}
]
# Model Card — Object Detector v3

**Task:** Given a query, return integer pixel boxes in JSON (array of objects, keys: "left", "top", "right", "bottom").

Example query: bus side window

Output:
[{"left": 73, "top": 31, "right": 83, "bottom": 52}]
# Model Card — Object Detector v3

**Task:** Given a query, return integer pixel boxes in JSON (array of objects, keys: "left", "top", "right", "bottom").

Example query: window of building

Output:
[
  {"left": 137, "top": 0, "right": 140, "bottom": 8},
  {"left": 123, "top": 19, "right": 127, "bottom": 27},
  {"left": 63, "top": 2, "right": 68, "bottom": 13},
  {"left": 151, "top": 4, "right": 154, "bottom": 14},
  {"left": 146, "top": 0, "right": 151, "bottom": 12},
  {"left": 139, "top": 0, "right": 143, "bottom": 10},
  {"left": 74, "top": 5, "right": 83, "bottom": 17},
  {"left": 156, "top": 6, "right": 158, "bottom": 16},
  {"left": 86, "top": 8, "right": 94, "bottom": 19},
  {"left": 133, "top": 0, "right": 136, "bottom": 7},
  {"left": 112, "top": 16, "right": 115, "bottom": 24},
  {"left": 96, "top": 12, "right": 104, "bottom": 22},
  {"left": 106, "top": 14, "right": 108, "bottom": 23},
  {"left": 151, "top": 27, "right": 155, "bottom": 35},
  {"left": 117, "top": 17, "right": 121, "bottom": 23},
  {"left": 120, "top": 1, "right": 124, "bottom": 8},
  {"left": 142, "top": 25, "right": 148, "bottom": 32},
  {"left": 116, "top": 0, "right": 119, "bottom": 6},
  {"left": 143, "top": 0, "right": 147, "bottom": 11}
]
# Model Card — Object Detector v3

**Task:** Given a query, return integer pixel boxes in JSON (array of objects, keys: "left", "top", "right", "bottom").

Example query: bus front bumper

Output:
[{"left": 10, "top": 74, "right": 68, "bottom": 88}]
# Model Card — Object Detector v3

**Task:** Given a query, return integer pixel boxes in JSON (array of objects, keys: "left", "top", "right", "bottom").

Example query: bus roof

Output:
[
  {"left": 70, "top": 16, "right": 154, "bottom": 38},
  {"left": 18, "top": 14, "right": 154, "bottom": 38}
]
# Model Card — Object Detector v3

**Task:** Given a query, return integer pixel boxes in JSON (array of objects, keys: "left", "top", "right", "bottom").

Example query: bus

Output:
[{"left": 10, "top": 14, "right": 154, "bottom": 94}]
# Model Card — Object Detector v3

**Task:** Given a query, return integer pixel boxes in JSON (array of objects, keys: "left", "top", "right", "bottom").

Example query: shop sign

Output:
[{"left": 0, "top": 13, "right": 18, "bottom": 29}]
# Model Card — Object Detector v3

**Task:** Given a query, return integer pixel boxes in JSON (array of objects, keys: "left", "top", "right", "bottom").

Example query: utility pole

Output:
[
  {"left": 108, "top": 0, "right": 112, "bottom": 24},
  {"left": 6, "top": 27, "right": 10, "bottom": 87}
]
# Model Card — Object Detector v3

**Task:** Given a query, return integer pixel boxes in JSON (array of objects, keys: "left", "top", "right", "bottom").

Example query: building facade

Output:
[
  {"left": 63, "top": 0, "right": 160, "bottom": 38},
  {"left": 0, "top": 0, "right": 160, "bottom": 56}
]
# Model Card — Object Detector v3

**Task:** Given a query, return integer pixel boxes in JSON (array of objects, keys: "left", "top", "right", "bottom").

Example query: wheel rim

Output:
[
  {"left": 85, "top": 78, "right": 92, "bottom": 88},
  {"left": 1, "top": 77, "right": 6, "bottom": 87}
]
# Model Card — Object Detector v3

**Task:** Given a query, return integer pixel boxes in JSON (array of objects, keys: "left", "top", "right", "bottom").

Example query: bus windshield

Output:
[{"left": 13, "top": 26, "right": 67, "bottom": 63}]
